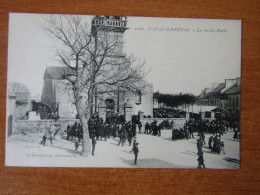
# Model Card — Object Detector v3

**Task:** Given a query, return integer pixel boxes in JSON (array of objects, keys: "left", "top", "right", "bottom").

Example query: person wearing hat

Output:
[
  {"left": 40, "top": 133, "right": 47, "bottom": 146},
  {"left": 130, "top": 137, "right": 137, "bottom": 153},
  {"left": 128, "top": 130, "right": 133, "bottom": 146},
  {"left": 133, "top": 142, "right": 139, "bottom": 165},
  {"left": 208, "top": 135, "right": 214, "bottom": 149},
  {"left": 138, "top": 122, "right": 142, "bottom": 134},
  {"left": 144, "top": 122, "right": 149, "bottom": 134},
  {"left": 197, "top": 138, "right": 203, "bottom": 155},
  {"left": 75, "top": 138, "right": 79, "bottom": 151}
]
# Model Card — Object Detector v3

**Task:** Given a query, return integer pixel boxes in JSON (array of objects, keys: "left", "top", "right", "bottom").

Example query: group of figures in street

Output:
[
  {"left": 88, "top": 115, "right": 141, "bottom": 164},
  {"left": 39, "top": 114, "right": 240, "bottom": 167},
  {"left": 177, "top": 118, "right": 240, "bottom": 168},
  {"left": 40, "top": 120, "right": 63, "bottom": 146}
]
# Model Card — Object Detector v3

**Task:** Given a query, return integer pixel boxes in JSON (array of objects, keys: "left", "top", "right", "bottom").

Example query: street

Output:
[{"left": 6, "top": 129, "right": 239, "bottom": 168}]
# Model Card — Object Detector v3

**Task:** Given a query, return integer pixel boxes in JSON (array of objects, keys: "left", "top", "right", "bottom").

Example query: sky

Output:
[{"left": 7, "top": 13, "right": 241, "bottom": 96}]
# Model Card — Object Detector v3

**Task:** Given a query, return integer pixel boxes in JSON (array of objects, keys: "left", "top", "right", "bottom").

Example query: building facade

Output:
[
  {"left": 41, "top": 66, "right": 153, "bottom": 120},
  {"left": 197, "top": 77, "right": 241, "bottom": 120},
  {"left": 6, "top": 83, "right": 32, "bottom": 136},
  {"left": 41, "top": 16, "right": 153, "bottom": 120}
]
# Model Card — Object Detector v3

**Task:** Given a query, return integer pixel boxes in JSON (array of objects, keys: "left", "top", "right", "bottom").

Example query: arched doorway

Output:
[
  {"left": 8, "top": 115, "right": 13, "bottom": 136},
  {"left": 105, "top": 99, "right": 115, "bottom": 123},
  {"left": 105, "top": 99, "right": 115, "bottom": 110}
]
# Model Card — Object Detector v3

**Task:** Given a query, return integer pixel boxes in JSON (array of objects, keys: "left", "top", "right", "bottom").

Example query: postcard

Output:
[{"left": 6, "top": 13, "right": 241, "bottom": 168}]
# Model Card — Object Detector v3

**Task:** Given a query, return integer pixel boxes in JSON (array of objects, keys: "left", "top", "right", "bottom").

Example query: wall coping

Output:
[{"left": 15, "top": 119, "right": 80, "bottom": 122}]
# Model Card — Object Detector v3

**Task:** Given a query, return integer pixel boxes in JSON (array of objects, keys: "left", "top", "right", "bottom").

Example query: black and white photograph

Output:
[{"left": 5, "top": 13, "right": 241, "bottom": 168}]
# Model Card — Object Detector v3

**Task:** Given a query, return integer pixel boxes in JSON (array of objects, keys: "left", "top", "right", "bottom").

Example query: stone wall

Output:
[
  {"left": 13, "top": 119, "right": 80, "bottom": 134},
  {"left": 12, "top": 117, "right": 187, "bottom": 135}
]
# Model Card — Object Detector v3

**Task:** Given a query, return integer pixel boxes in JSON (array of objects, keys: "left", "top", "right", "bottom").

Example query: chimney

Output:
[
  {"left": 225, "top": 79, "right": 236, "bottom": 88},
  {"left": 236, "top": 77, "right": 241, "bottom": 85}
]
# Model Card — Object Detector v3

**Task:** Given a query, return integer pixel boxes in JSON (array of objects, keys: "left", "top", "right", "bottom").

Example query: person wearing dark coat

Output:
[
  {"left": 189, "top": 125, "right": 194, "bottom": 139},
  {"left": 128, "top": 131, "right": 133, "bottom": 146},
  {"left": 208, "top": 136, "right": 214, "bottom": 149},
  {"left": 66, "top": 125, "right": 71, "bottom": 140},
  {"left": 197, "top": 153, "right": 206, "bottom": 169},
  {"left": 75, "top": 138, "right": 79, "bottom": 151},
  {"left": 92, "top": 137, "right": 97, "bottom": 156},
  {"left": 133, "top": 142, "right": 139, "bottom": 165},
  {"left": 118, "top": 130, "right": 125, "bottom": 146},
  {"left": 201, "top": 131, "right": 206, "bottom": 145},
  {"left": 138, "top": 122, "right": 142, "bottom": 134},
  {"left": 157, "top": 125, "right": 161, "bottom": 137},
  {"left": 197, "top": 138, "right": 203, "bottom": 155},
  {"left": 25, "top": 111, "right": 29, "bottom": 120},
  {"left": 40, "top": 133, "right": 47, "bottom": 146},
  {"left": 144, "top": 122, "right": 149, "bottom": 134},
  {"left": 130, "top": 137, "right": 137, "bottom": 153},
  {"left": 233, "top": 128, "right": 238, "bottom": 141}
]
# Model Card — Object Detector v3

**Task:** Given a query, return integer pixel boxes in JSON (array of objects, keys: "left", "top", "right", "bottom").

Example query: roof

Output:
[
  {"left": 198, "top": 88, "right": 211, "bottom": 98},
  {"left": 44, "top": 66, "right": 74, "bottom": 80},
  {"left": 224, "top": 84, "right": 241, "bottom": 94},
  {"left": 220, "top": 79, "right": 237, "bottom": 93},
  {"left": 198, "top": 91, "right": 206, "bottom": 98},
  {"left": 15, "top": 92, "right": 30, "bottom": 102},
  {"left": 212, "top": 83, "right": 225, "bottom": 92},
  {"left": 8, "top": 92, "right": 17, "bottom": 97},
  {"left": 184, "top": 105, "right": 228, "bottom": 114}
]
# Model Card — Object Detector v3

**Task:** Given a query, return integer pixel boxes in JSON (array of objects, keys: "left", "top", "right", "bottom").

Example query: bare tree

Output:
[{"left": 42, "top": 15, "right": 148, "bottom": 156}]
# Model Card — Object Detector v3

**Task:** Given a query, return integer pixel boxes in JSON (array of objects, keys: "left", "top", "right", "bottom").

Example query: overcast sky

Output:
[{"left": 7, "top": 13, "right": 241, "bottom": 96}]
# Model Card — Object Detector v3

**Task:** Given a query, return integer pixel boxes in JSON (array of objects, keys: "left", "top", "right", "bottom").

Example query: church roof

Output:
[{"left": 44, "top": 66, "right": 73, "bottom": 80}]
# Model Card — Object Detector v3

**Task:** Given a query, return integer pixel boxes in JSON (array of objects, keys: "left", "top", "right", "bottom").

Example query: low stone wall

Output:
[
  {"left": 140, "top": 118, "right": 187, "bottom": 129},
  {"left": 13, "top": 119, "right": 80, "bottom": 134},
  {"left": 12, "top": 117, "right": 187, "bottom": 135}
]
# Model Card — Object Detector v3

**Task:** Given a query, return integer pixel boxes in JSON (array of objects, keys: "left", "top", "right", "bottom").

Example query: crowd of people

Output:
[
  {"left": 66, "top": 122, "right": 83, "bottom": 142},
  {"left": 153, "top": 108, "right": 185, "bottom": 118},
  {"left": 39, "top": 109, "right": 239, "bottom": 167},
  {"left": 142, "top": 119, "right": 174, "bottom": 136},
  {"left": 87, "top": 115, "right": 140, "bottom": 144},
  {"left": 178, "top": 118, "right": 240, "bottom": 168},
  {"left": 36, "top": 105, "right": 60, "bottom": 120},
  {"left": 87, "top": 114, "right": 140, "bottom": 162}
]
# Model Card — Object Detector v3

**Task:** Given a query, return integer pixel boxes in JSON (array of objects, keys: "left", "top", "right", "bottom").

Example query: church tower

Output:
[
  {"left": 91, "top": 15, "right": 128, "bottom": 34},
  {"left": 91, "top": 15, "right": 129, "bottom": 57}
]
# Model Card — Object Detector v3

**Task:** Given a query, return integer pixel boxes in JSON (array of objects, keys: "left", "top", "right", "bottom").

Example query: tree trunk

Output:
[
  {"left": 75, "top": 97, "right": 91, "bottom": 156},
  {"left": 81, "top": 114, "right": 91, "bottom": 156}
]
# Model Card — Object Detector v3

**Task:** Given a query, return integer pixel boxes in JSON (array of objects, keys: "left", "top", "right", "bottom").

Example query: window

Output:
[
  {"left": 205, "top": 112, "right": 211, "bottom": 118},
  {"left": 135, "top": 90, "right": 142, "bottom": 104}
]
